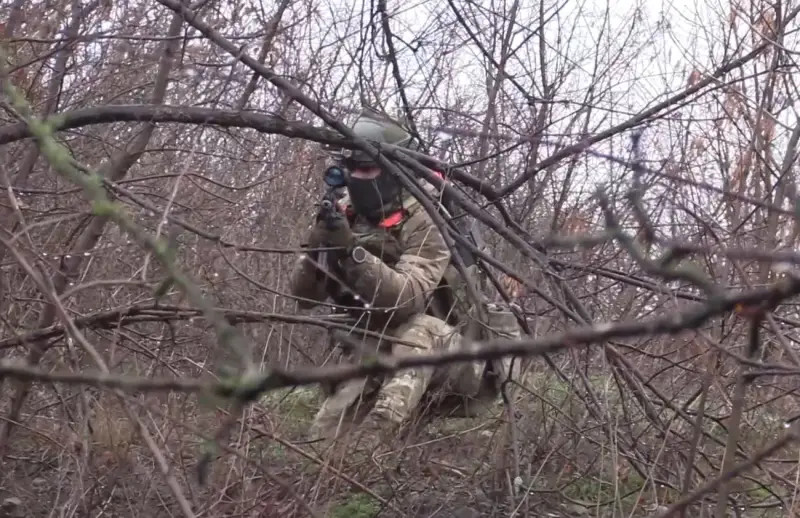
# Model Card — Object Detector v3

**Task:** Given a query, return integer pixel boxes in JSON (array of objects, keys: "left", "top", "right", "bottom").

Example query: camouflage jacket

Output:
[
  {"left": 289, "top": 184, "right": 452, "bottom": 332},
  {"left": 290, "top": 181, "right": 526, "bottom": 412}
]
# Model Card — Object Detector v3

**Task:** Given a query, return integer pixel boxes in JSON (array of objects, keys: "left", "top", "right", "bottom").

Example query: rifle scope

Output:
[{"left": 323, "top": 166, "right": 347, "bottom": 188}]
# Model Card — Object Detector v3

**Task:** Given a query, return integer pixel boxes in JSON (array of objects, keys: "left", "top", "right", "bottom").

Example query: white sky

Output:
[{"left": 43, "top": 0, "right": 799, "bottom": 225}]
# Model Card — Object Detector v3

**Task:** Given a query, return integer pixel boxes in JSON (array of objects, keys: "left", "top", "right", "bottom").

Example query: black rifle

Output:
[
  {"left": 315, "top": 166, "right": 364, "bottom": 309},
  {"left": 317, "top": 165, "right": 347, "bottom": 230}
]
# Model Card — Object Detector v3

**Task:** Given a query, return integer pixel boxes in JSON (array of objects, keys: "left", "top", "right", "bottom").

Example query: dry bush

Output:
[{"left": 3, "top": 0, "right": 800, "bottom": 517}]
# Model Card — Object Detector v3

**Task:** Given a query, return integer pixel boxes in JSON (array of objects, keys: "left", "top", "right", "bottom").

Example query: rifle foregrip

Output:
[{"left": 318, "top": 198, "right": 343, "bottom": 230}]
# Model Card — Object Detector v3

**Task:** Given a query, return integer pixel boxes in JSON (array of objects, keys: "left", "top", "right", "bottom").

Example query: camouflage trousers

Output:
[{"left": 308, "top": 314, "right": 486, "bottom": 442}]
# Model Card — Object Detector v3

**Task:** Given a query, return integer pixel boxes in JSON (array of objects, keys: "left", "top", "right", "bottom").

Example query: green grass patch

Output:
[
  {"left": 329, "top": 492, "right": 380, "bottom": 518},
  {"left": 261, "top": 386, "right": 321, "bottom": 424}
]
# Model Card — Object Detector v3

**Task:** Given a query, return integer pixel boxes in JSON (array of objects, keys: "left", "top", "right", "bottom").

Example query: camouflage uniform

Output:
[
  {"left": 290, "top": 182, "right": 522, "bottom": 442},
  {"left": 289, "top": 109, "right": 523, "bottom": 442}
]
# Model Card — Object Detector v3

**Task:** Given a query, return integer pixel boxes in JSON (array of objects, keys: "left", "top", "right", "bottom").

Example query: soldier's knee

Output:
[{"left": 392, "top": 314, "right": 458, "bottom": 353}]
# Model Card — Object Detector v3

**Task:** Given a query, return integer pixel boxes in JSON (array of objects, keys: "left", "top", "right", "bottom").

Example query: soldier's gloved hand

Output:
[{"left": 307, "top": 216, "right": 355, "bottom": 253}]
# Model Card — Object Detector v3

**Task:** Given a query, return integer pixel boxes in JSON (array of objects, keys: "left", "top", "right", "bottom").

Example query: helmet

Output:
[
  {"left": 323, "top": 109, "right": 417, "bottom": 222},
  {"left": 342, "top": 108, "right": 418, "bottom": 166}
]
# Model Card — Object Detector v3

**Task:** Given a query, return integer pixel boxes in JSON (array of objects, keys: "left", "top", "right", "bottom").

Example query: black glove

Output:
[{"left": 307, "top": 216, "right": 355, "bottom": 253}]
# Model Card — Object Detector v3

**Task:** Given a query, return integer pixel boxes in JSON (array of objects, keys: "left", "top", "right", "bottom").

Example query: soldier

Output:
[{"left": 289, "top": 108, "right": 520, "bottom": 446}]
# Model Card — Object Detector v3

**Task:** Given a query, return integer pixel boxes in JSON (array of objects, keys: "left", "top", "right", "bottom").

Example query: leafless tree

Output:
[{"left": 2, "top": 0, "right": 800, "bottom": 516}]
